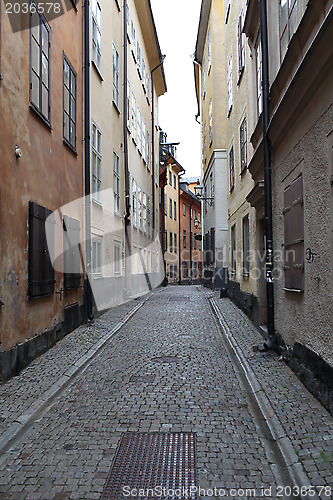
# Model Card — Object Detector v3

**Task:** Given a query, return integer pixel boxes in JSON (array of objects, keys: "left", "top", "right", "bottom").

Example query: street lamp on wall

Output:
[
  {"left": 194, "top": 218, "right": 200, "bottom": 229},
  {"left": 194, "top": 180, "right": 214, "bottom": 206}
]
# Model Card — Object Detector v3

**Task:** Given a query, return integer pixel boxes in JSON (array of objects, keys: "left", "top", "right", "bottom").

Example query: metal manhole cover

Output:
[
  {"left": 151, "top": 356, "right": 181, "bottom": 363},
  {"left": 101, "top": 432, "right": 197, "bottom": 500},
  {"left": 130, "top": 375, "right": 155, "bottom": 383}
]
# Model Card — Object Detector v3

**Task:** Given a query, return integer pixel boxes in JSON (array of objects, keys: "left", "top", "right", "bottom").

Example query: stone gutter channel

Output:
[
  {"left": 209, "top": 297, "right": 318, "bottom": 500},
  {"left": 0, "top": 296, "right": 150, "bottom": 463}
]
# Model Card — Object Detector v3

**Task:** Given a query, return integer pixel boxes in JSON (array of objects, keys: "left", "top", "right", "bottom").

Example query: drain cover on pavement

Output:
[
  {"left": 151, "top": 356, "right": 181, "bottom": 363},
  {"left": 101, "top": 432, "right": 197, "bottom": 500},
  {"left": 129, "top": 375, "right": 155, "bottom": 383}
]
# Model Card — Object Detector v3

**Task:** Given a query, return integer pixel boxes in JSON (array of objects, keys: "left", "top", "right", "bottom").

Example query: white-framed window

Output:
[
  {"left": 138, "top": 185, "right": 142, "bottom": 230},
  {"left": 146, "top": 73, "right": 150, "bottom": 102},
  {"left": 92, "top": 0, "right": 102, "bottom": 70},
  {"left": 202, "top": 59, "right": 206, "bottom": 98},
  {"left": 127, "top": 80, "right": 131, "bottom": 130},
  {"left": 208, "top": 26, "right": 211, "bottom": 70},
  {"left": 142, "top": 59, "right": 146, "bottom": 92},
  {"left": 113, "top": 151, "right": 120, "bottom": 215},
  {"left": 155, "top": 153, "right": 159, "bottom": 186},
  {"left": 92, "top": 122, "right": 102, "bottom": 202},
  {"left": 143, "top": 192, "right": 147, "bottom": 233},
  {"left": 126, "top": 1, "right": 130, "bottom": 39},
  {"left": 92, "top": 238, "right": 102, "bottom": 276},
  {"left": 142, "top": 119, "right": 146, "bottom": 163},
  {"left": 137, "top": 41, "right": 141, "bottom": 76},
  {"left": 131, "top": 92, "right": 136, "bottom": 142},
  {"left": 227, "top": 56, "right": 233, "bottom": 113},
  {"left": 112, "top": 43, "right": 120, "bottom": 109},
  {"left": 209, "top": 100, "right": 213, "bottom": 145},
  {"left": 146, "top": 129, "right": 150, "bottom": 170},
  {"left": 132, "top": 178, "right": 137, "bottom": 227},
  {"left": 114, "top": 242, "right": 121, "bottom": 275},
  {"left": 238, "top": 9, "right": 245, "bottom": 78},
  {"left": 131, "top": 20, "right": 136, "bottom": 60},
  {"left": 203, "top": 122, "right": 207, "bottom": 161},
  {"left": 137, "top": 107, "right": 142, "bottom": 153},
  {"left": 280, "top": 0, "right": 298, "bottom": 60},
  {"left": 256, "top": 37, "right": 263, "bottom": 116}
]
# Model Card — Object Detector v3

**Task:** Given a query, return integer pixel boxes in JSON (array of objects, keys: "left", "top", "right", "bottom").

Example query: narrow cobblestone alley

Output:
[{"left": 0, "top": 287, "right": 332, "bottom": 500}]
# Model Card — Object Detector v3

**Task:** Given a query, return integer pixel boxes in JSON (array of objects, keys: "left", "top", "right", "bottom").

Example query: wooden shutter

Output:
[
  {"left": 283, "top": 175, "right": 304, "bottom": 291},
  {"left": 28, "top": 201, "right": 55, "bottom": 298},
  {"left": 63, "top": 215, "right": 81, "bottom": 290}
]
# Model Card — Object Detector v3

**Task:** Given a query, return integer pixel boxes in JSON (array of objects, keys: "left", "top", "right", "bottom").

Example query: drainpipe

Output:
[
  {"left": 259, "top": 0, "right": 276, "bottom": 349},
  {"left": 189, "top": 199, "right": 194, "bottom": 283},
  {"left": 84, "top": 0, "right": 93, "bottom": 321},
  {"left": 151, "top": 56, "right": 166, "bottom": 237},
  {"left": 123, "top": 0, "right": 131, "bottom": 293}
]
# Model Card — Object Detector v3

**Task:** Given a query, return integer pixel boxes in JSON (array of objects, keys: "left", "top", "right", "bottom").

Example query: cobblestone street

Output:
[{"left": 0, "top": 286, "right": 332, "bottom": 500}]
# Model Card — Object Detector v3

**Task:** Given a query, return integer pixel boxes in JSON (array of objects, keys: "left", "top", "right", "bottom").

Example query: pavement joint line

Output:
[
  {"left": 0, "top": 294, "right": 151, "bottom": 460},
  {"left": 209, "top": 297, "right": 319, "bottom": 500}
]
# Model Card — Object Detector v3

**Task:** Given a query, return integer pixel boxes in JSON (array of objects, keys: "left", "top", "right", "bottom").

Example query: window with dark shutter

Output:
[
  {"left": 63, "top": 215, "right": 81, "bottom": 290},
  {"left": 283, "top": 175, "right": 304, "bottom": 291},
  {"left": 28, "top": 201, "right": 55, "bottom": 298}
]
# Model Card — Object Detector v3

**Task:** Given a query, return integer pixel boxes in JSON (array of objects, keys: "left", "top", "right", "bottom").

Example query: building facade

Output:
[
  {"left": 0, "top": 3, "right": 84, "bottom": 380},
  {"left": 179, "top": 183, "right": 203, "bottom": 284},
  {"left": 89, "top": 0, "right": 166, "bottom": 310},
  {"left": 194, "top": 0, "right": 229, "bottom": 290},
  {"left": 244, "top": 0, "right": 333, "bottom": 412}
]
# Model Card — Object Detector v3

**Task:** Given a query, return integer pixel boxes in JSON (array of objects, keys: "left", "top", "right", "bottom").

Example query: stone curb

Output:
[
  {"left": 0, "top": 297, "right": 149, "bottom": 460},
  {"left": 210, "top": 298, "right": 319, "bottom": 500}
]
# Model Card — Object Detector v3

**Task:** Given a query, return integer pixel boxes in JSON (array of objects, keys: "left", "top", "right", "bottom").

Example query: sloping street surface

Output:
[{"left": 0, "top": 286, "right": 332, "bottom": 500}]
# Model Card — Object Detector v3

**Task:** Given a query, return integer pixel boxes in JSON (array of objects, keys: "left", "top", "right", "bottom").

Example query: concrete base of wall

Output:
[
  {"left": 203, "top": 267, "right": 228, "bottom": 290},
  {"left": 0, "top": 303, "right": 85, "bottom": 383},
  {"left": 227, "top": 279, "right": 259, "bottom": 326},
  {"left": 288, "top": 343, "right": 333, "bottom": 416}
]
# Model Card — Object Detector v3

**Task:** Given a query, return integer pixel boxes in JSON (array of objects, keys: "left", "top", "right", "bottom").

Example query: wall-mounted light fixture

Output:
[
  {"left": 15, "top": 146, "right": 22, "bottom": 159},
  {"left": 194, "top": 180, "right": 214, "bottom": 206}
]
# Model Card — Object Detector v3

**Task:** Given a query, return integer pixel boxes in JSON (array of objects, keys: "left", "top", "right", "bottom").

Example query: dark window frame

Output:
[
  {"left": 240, "top": 116, "right": 247, "bottom": 174},
  {"left": 229, "top": 145, "right": 235, "bottom": 191},
  {"left": 63, "top": 53, "right": 77, "bottom": 153}
]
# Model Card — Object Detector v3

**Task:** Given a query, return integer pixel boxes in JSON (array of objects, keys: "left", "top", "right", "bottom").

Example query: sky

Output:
[{"left": 150, "top": 0, "right": 202, "bottom": 178}]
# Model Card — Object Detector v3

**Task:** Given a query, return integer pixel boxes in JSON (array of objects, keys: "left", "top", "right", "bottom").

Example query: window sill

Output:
[
  {"left": 113, "top": 100, "right": 121, "bottom": 114},
  {"left": 283, "top": 287, "right": 304, "bottom": 293},
  {"left": 237, "top": 66, "right": 245, "bottom": 86},
  {"left": 63, "top": 138, "right": 78, "bottom": 156},
  {"left": 92, "top": 60, "right": 103, "bottom": 81},
  {"left": 227, "top": 104, "right": 233, "bottom": 118},
  {"left": 93, "top": 274, "right": 103, "bottom": 279},
  {"left": 92, "top": 197, "right": 103, "bottom": 207},
  {"left": 240, "top": 166, "right": 247, "bottom": 176},
  {"left": 29, "top": 103, "right": 52, "bottom": 130}
]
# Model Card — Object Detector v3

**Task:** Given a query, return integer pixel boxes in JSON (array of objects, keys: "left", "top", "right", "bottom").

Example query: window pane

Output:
[
  {"left": 42, "top": 84, "right": 48, "bottom": 117},
  {"left": 31, "top": 70, "right": 39, "bottom": 108},
  {"left": 70, "top": 120, "right": 75, "bottom": 146},
  {"left": 31, "top": 38, "right": 40, "bottom": 75},
  {"left": 71, "top": 95, "right": 76, "bottom": 119},
  {"left": 64, "top": 113, "right": 69, "bottom": 140},
  {"left": 71, "top": 71, "right": 76, "bottom": 94},
  {"left": 42, "top": 23, "right": 48, "bottom": 55},
  {"left": 64, "top": 88, "right": 69, "bottom": 113},
  {"left": 31, "top": 12, "right": 40, "bottom": 40},
  {"left": 42, "top": 54, "right": 48, "bottom": 86}
]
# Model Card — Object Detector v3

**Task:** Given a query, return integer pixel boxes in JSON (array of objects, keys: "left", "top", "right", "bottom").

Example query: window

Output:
[
  {"left": 194, "top": 262, "right": 197, "bottom": 278},
  {"left": 194, "top": 209, "right": 196, "bottom": 220},
  {"left": 137, "top": 41, "right": 141, "bottom": 75},
  {"left": 114, "top": 243, "right": 121, "bottom": 275},
  {"left": 132, "top": 178, "right": 137, "bottom": 227},
  {"left": 28, "top": 202, "right": 55, "bottom": 298},
  {"left": 143, "top": 192, "right": 147, "bottom": 233},
  {"left": 170, "top": 232, "right": 173, "bottom": 252},
  {"left": 202, "top": 59, "right": 206, "bottom": 98},
  {"left": 146, "top": 73, "right": 150, "bottom": 102},
  {"left": 231, "top": 225, "right": 236, "bottom": 274},
  {"left": 142, "top": 60, "right": 146, "bottom": 91},
  {"left": 173, "top": 174, "right": 176, "bottom": 188},
  {"left": 208, "top": 27, "right": 211, "bottom": 70},
  {"left": 283, "top": 175, "right": 304, "bottom": 291},
  {"left": 203, "top": 122, "right": 207, "bottom": 161},
  {"left": 190, "top": 233, "right": 193, "bottom": 250},
  {"left": 225, "top": 0, "right": 231, "bottom": 23},
  {"left": 147, "top": 196, "right": 151, "bottom": 236},
  {"left": 164, "top": 194, "right": 167, "bottom": 215},
  {"left": 92, "top": 123, "right": 102, "bottom": 202},
  {"left": 183, "top": 230, "right": 186, "bottom": 248},
  {"left": 183, "top": 203, "right": 186, "bottom": 216},
  {"left": 209, "top": 100, "right": 213, "bottom": 145},
  {"left": 169, "top": 171, "right": 172, "bottom": 185},
  {"left": 164, "top": 231, "right": 167, "bottom": 252},
  {"left": 256, "top": 37, "right": 263, "bottom": 116},
  {"left": 142, "top": 119, "right": 146, "bottom": 162},
  {"left": 112, "top": 43, "right": 120, "bottom": 109},
  {"left": 190, "top": 207, "right": 193, "bottom": 219},
  {"left": 229, "top": 146, "right": 235, "bottom": 191},
  {"left": 174, "top": 233, "right": 177, "bottom": 253},
  {"left": 63, "top": 215, "right": 81, "bottom": 290},
  {"left": 131, "top": 93, "right": 136, "bottom": 141},
  {"left": 113, "top": 151, "right": 120, "bottom": 215},
  {"left": 238, "top": 9, "right": 245, "bottom": 78},
  {"left": 92, "top": 239, "right": 102, "bottom": 276},
  {"left": 63, "top": 55, "right": 76, "bottom": 150},
  {"left": 127, "top": 80, "right": 131, "bottom": 130},
  {"left": 146, "top": 129, "right": 150, "bottom": 170},
  {"left": 92, "top": 0, "right": 102, "bottom": 70},
  {"left": 198, "top": 212, "right": 201, "bottom": 223},
  {"left": 137, "top": 108, "right": 142, "bottom": 152},
  {"left": 194, "top": 233, "right": 197, "bottom": 250},
  {"left": 30, "top": 6, "right": 50, "bottom": 122},
  {"left": 240, "top": 116, "right": 247, "bottom": 173},
  {"left": 138, "top": 185, "right": 142, "bottom": 230},
  {"left": 131, "top": 20, "right": 136, "bottom": 59},
  {"left": 280, "top": 0, "right": 298, "bottom": 60},
  {"left": 227, "top": 56, "right": 233, "bottom": 113},
  {"left": 174, "top": 201, "right": 177, "bottom": 220},
  {"left": 169, "top": 198, "right": 173, "bottom": 218},
  {"left": 242, "top": 215, "right": 250, "bottom": 275}
]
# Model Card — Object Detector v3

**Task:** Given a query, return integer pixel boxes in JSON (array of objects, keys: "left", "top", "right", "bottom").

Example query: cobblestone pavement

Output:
[{"left": 0, "top": 286, "right": 332, "bottom": 500}]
